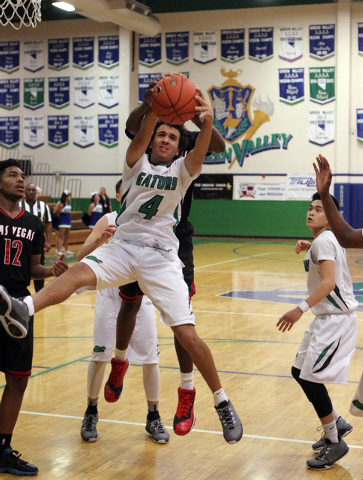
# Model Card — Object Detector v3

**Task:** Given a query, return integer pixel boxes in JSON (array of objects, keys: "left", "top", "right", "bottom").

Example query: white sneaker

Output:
[
  {"left": 65, "top": 250, "right": 74, "bottom": 256},
  {"left": 55, "top": 250, "right": 63, "bottom": 256}
]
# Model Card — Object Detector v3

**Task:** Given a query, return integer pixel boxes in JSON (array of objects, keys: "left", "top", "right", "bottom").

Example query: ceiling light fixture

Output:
[{"left": 52, "top": 2, "right": 76, "bottom": 12}]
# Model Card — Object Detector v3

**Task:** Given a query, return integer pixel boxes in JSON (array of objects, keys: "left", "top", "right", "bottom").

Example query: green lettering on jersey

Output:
[
  {"left": 136, "top": 172, "right": 146, "bottom": 185},
  {"left": 171, "top": 178, "right": 178, "bottom": 190},
  {"left": 141, "top": 174, "right": 152, "bottom": 187},
  {"left": 150, "top": 175, "right": 160, "bottom": 188},
  {"left": 303, "top": 259, "right": 309, "bottom": 272},
  {"left": 157, "top": 177, "right": 166, "bottom": 189},
  {"left": 165, "top": 177, "right": 172, "bottom": 190}
]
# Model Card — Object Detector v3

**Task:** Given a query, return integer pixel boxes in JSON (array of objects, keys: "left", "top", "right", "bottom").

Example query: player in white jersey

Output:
[
  {"left": 0, "top": 88, "right": 243, "bottom": 444},
  {"left": 78, "top": 179, "right": 168, "bottom": 444},
  {"left": 277, "top": 192, "right": 358, "bottom": 471}
]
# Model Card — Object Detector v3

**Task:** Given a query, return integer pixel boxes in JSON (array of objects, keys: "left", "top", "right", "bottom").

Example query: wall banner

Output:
[
  {"left": 24, "top": 78, "right": 44, "bottom": 110},
  {"left": 49, "top": 77, "right": 70, "bottom": 109},
  {"left": 309, "top": 25, "right": 335, "bottom": 60},
  {"left": 193, "top": 31, "right": 217, "bottom": 64},
  {"left": 0, "top": 41, "right": 20, "bottom": 73},
  {"left": 73, "top": 37, "right": 94, "bottom": 70},
  {"left": 98, "top": 114, "right": 118, "bottom": 148},
  {"left": 249, "top": 27, "right": 273, "bottom": 62},
  {"left": 359, "top": 24, "right": 363, "bottom": 56},
  {"left": 0, "top": 79, "right": 20, "bottom": 110},
  {"left": 139, "top": 34, "right": 162, "bottom": 67},
  {"left": 309, "top": 109, "right": 335, "bottom": 146},
  {"left": 233, "top": 178, "right": 287, "bottom": 201},
  {"left": 98, "top": 75, "right": 119, "bottom": 109},
  {"left": 0, "top": 116, "right": 19, "bottom": 148},
  {"left": 279, "top": 26, "right": 303, "bottom": 62},
  {"left": 279, "top": 68, "right": 304, "bottom": 105},
  {"left": 287, "top": 173, "right": 316, "bottom": 200},
  {"left": 23, "top": 115, "right": 44, "bottom": 149},
  {"left": 357, "top": 109, "right": 363, "bottom": 143},
  {"left": 193, "top": 174, "right": 233, "bottom": 199},
  {"left": 74, "top": 76, "right": 95, "bottom": 109},
  {"left": 138, "top": 73, "right": 161, "bottom": 104},
  {"left": 98, "top": 36, "right": 119, "bottom": 69},
  {"left": 309, "top": 67, "right": 335, "bottom": 104},
  {"left": 48, "top": 38, "right": 69, "bottom": 70},
  {"left": 166, "top": 32, "right": 189, "bottom": 65},
  {"left": 73, "top": 115, "right": 95, "bottom": 148},
  {"left": 48, "top": 115, "right": 69, "bottom": 148},
  {"left": 221, "top": 29, "right": 245, "bottom": 63},
  {"left": 24, "top": 40, "right": 44, "bottom": 72}
]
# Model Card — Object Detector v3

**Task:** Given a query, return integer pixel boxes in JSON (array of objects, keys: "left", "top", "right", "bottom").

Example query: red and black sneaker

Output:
[
  {"left": 104, "top": 358, "right": 129, "bottom": 403},
  {"left": 173, "top": 387, "right": 196, "bottom": 435}
]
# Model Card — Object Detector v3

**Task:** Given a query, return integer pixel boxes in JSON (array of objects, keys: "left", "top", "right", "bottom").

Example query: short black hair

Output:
[
  {"left": 0, "top": 159, "right": 22, "bottom": 181},
  {"left": 312, "top": 191, "right": 340, "bottom": 211},
  {"left": 150, "top": 121, "right": 189, "bottom": 157},
  {"left": 115, "top": 179, "right": 122, "bottom": 194}
]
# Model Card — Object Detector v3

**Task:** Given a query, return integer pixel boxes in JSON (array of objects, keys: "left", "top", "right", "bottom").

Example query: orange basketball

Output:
[{"left": 150, "top": 74, "right": 199, "bottom": 125}]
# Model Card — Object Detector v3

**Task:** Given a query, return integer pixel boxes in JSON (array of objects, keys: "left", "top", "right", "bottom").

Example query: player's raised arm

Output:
[
  {"left": 314, "top": 154, "right": 363, "bottom": 248},
  {"left": 126, "top": 110, "right": 158, "bottom": 169}
]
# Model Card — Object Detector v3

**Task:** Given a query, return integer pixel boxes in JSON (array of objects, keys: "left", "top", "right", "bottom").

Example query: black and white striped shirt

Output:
[{"left": 21, "top": 199, "right": 52, "bottom": 224}]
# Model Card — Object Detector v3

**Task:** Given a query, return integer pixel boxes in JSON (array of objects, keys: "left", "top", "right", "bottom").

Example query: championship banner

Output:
[
  {"left": 309, "top": 109, "right": 335, "bottom": 146},
  {"left": 23, "top": 115, "right": 44, "bottom": 149},
  {"left": 73, "top": 115, "right": 95, "bottom": 148},
  {"left": 98, "top": 114, "right": 118, "bottom": 148},
  {"left": 48, "top": 115, "right": 69, "bottom": 149},
  {"left": 24, "top": 40, "right": 44, "bottom": 72},
  {"left": 166, "top": 32, "right": 189, "bottom": 65},
  {"left": 48, "top": 38, "right": 69, "bottom": 70},
  {"left": 73, "top": 37, "right": 94, "bottom": 70},
  {"left": 139, "top": 34, "right": 162, "bottom": 67},
  {"left": 287, "top": 173, "right": 316, "bottom": 200},
  {"left": 49, "top": 77, "right": 70, "bottom": 109},
  {"left": 194, "top": 174, "right": 233, "bottom": 199},
  {"left": 0, "top": 41, "right": 20, "bottom": 73},
  {"left": 279, "top": 68, "right": 304, "bottom": 105},
  {"left": 309, "top": 25, "right": 335, "bottom": 60},
  {"left": 221, "top": 29, "right": 245, "bottom": 63},
  {"left": 74, "top": 76, "right": 95, "bottom": 109},
  {"left": 309, "top": 67, "right": 335, "bottom": 104},
  {"left": 249, "top": 27, "right": 273, "bottom": 62},
  {"left": 359, "top": 24, "right": 363, "bottom": 56},
  {"left": 0, "top": 116, "right": 19, "bottom": 148},
  {"left": 233, "top": 178, "right": 287, "bottom": 201},
  {"left": 23, "top": 78, "right": 44, "bottom": 110},
  {"left": 193, "top": 31, "right": 217, "bottom": 64},
  {"left": 357, "top": 109, "right": 363, "bottom": 143},
  {"left": 98, "top": 75, "right": 119, "bottom": 109},
  {"left": 279, "top": 26, "right": 303, "bottom": 62},
  {"left": 138, "top": 73, "right": 161, "bottom": 104},
  {"left": 0, "top": 79, "right": 20, "bottom": 110},
  {"left": 98, "top": 36, "right": 119, "bottom": 69}
]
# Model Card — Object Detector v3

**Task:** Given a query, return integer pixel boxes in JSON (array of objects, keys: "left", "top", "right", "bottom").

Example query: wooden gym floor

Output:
[{"left": 2, "top": 238, "right": 363, "bottom": 479}]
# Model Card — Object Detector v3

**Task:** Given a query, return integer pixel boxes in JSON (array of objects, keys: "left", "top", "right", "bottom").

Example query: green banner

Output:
[
  {"left": 309, "top": 67, "right": 335, "bottom": 105},
  {"left": 24, "top": 77, "right": 44, "bottom": 110}
]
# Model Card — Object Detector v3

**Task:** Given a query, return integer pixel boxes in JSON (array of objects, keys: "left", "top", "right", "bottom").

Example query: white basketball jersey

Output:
[
  {"left": 304, "top": 230, "right": 358, "bottom": 315},
  {"left": 113, "top": 153, "right": 199, "bottom": 255}
]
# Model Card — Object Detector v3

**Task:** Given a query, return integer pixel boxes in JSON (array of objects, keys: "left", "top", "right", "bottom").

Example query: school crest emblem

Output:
[{"left": 208, "top": 68, "right": 274, "bottom": 144}]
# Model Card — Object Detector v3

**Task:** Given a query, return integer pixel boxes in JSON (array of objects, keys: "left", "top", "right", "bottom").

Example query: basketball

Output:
[{"left": 150, "top": 74, "right": 199, "bottom": 125}]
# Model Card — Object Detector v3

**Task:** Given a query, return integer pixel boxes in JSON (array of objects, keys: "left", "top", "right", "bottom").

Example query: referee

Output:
[{"left": 21, "top": 183, "right": 52, "bottom": 292}]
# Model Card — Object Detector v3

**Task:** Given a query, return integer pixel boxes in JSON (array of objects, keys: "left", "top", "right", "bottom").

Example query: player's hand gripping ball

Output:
[{"left": 150, "top": 74, "right": 199, "bottom": 124}]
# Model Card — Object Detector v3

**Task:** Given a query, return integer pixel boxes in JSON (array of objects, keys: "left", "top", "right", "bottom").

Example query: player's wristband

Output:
[{"left": 298, "top": 301, "right": 309, "bottom": 313}]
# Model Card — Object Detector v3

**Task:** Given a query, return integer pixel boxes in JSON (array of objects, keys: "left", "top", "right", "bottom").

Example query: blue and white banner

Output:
[
  {"left": 98, "top": 36, "right": 119, "bottom": 69},
  {"left": 138, "top": 73, "right": 161, "bottom": 104},
  {"left": 139, "top": 34, "right": 162, "bottom": 67},
  {"left": 24, "top": 40, "right": 44, "bottom": 72},
  {"left": 48, "top": 38, "right": 69, "bottom": 70},
  {"left": 279, "top": 26, "right": 303, "bottom": 62},
  {"left": 357, "top": 109, "right": 363, "bottom": 143},
  {"left": 0, "top": 41, "right": 20, "bottom": 73},
  {"left": 48, "top": 115, "right": 69, "bottom": 148},
  {"left": 279, "top": 68, "right": 304, "bottom": 105},
  {"left": 98, "top": 114, "right": 118, "bottom": 148},
  {"left": 23, "top": 115, "right": 44, "bottom": 149},
  {"left": 74, "top": 76, "right": 95, "bottom": 109},
  {"left": 309, "top": 109, "right": 335, "bottom": 146},
  {"left": 221, "top": 29, "right": 245, "bottom": 63},
  {"left": 73, "top": 115, "right": 95, "bottom": 148},
  {"left": 309, "top": 25, "right": 335, "bottom": 60},
  {"left": 73, "top": 37, "right": 94, "bottom": 70},
  {"left": 0, "top": 116, "right": 19, "bottom": 148},
  {"left": 166, "top": 32, "right": 189, "bottom": 65},
  {"left": 193, "top": 31, "right": 217, "bottom": 64},
  {"left": 249, "top": 27, "right": 273, "bottom": 62},
  {"left": 49, "top": 77, "right": 70, "bottom": 109},
  {"left": 359, "top": 24, "right": 363, "bottom": 56},
  {"left": 0, "top": 79, "right": 20, "bottom": 110},
  {"left": 98, "top": 76, "right": 119, "bottom": 109}
]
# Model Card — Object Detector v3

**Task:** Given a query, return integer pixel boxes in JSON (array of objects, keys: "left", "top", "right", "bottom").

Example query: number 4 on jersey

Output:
[{"left": 138, "top": 195, "right": 164, "bottom": 220}]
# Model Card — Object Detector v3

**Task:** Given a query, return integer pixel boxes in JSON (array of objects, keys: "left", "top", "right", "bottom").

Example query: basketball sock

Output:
[
  {"left": 0, "top": 433, "right": 12, "bottom": 454},
  {"left": 114, "top": 348, "right": 127, "bottom": 361},
  {"left": 86, "top": 402, "right": 98, "bottom": 415},
  {"left": 143, "top": 363, "right": 160, "bottom": 403},
  {"left": 23, "top": 296, "right": 34, "bottom": 316},
  {"left": 213, "top": 388, "right": 228, "bottom": 407},
  {"left": 332, "top": 404, "right": 339, "bottom": 422},
  {"left": 322, "top": 420, "right": 339, "bottom": 444},
  {"left": 147, "top": 403, "right": 160, "bottom": 421},
  {"left": 180, "top": 371, "right": 194, "bottom": 390}
]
